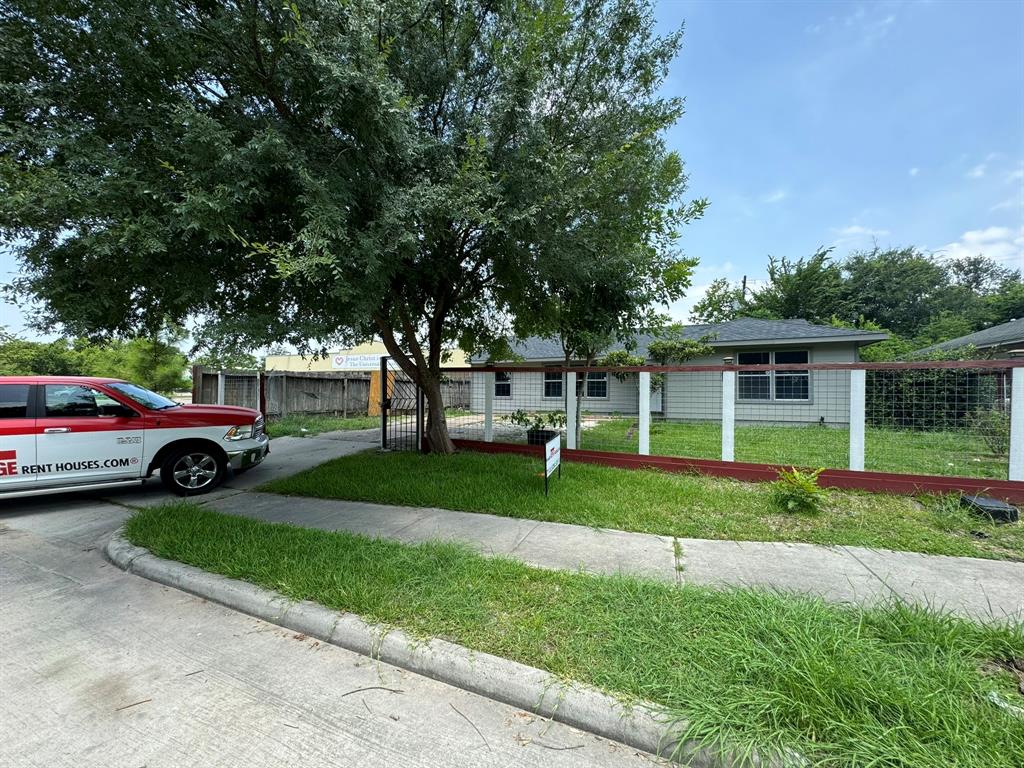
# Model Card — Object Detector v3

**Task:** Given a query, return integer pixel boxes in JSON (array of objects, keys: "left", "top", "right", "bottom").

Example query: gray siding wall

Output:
[
  {"left": 470, "top": 343, "right": 859, "bottom": 425},
  {"left": 469, "top": 371, "right": 639, "bottom": 415},
  {"left": 662, "top": 344, "right": 856, "bottom": 425}
]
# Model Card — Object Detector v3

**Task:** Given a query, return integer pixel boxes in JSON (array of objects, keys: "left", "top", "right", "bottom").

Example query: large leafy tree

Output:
[
  {"left": 750, "top": 248, "right": 849, "bottom": 324},
  {"left": 688, "top": 277, "right": 743, "bottom": 324},
  {"left": 1, "top": 0, "right": 700, "bottom": 452},
  {"left": 839, "top": 247, "right": 948, "bottom": 337}
]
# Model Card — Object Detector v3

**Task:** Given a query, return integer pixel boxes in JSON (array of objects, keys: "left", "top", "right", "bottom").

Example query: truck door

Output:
[
  {"left": 0, "top": 383, "right": 37, "bottom": 492},
  {"left": 35, "top": 383, "right": 145, "bottom": 487}
]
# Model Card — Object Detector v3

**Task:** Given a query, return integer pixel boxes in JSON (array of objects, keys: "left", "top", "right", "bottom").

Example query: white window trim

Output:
[
  {"left": 542, "top": 370, "right": 564, "bottom": 400},
  {"left": 494, "top": 372, "right": 512, "bottom": 399},
  {"left": 584, "top": 371, "right": 610, "bottom": 400},
  {"left": 736, "top": 350, "right": 812, "bottom": 403}
]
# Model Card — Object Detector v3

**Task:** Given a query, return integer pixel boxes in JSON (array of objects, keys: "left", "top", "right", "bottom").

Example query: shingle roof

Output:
[
  {"left": 912, "top": 319, "right": 1024, "bottom": 355},
  {"left": 473, "top": 318, "right": 888, "bottom": 362}
]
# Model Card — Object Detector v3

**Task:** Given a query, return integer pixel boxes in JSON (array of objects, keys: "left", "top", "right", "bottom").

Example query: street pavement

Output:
[{"left": 0, "top": 436, "right": 660, "bottom": 768}]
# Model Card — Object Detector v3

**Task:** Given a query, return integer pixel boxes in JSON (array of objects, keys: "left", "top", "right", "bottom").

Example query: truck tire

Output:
[{"left": 160, "top": 446, "right": 226, "bottom": 496}]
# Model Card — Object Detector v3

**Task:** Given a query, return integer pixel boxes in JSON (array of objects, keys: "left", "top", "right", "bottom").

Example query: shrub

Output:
[
  {"left": 772, "top": 467, "right": 826, "bottom": 514},
  {"left": 969, "top": 408, "right": 1010, "bottom": 456}
]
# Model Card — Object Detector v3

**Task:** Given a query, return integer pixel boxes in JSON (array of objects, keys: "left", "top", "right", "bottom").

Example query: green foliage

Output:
[
  {"left": 0, "top": 330, "right": 188, "bottom": 392},
  {"left": 646, "top": 325, "right": 715, "bottom": 365},
  {"left": 1, "top": 0, "right": 703, "bottom": 450},
  {"left": 191, "top": 350, "right": 263, "bottom": 371},
  {"left": 841, "top": 247, "right": 949, "bottom": 336},
  {"left": 752, "top": 248, "right": 849, "bottom": 324},
  {"left": 502, "top": 409, "right": 566, "bottom": 432},
  {"left": 742, "top": 248, "right": 1021, "bottom": 352},
  {"left": 771, "top": 467, "right": 826, "bottom": 515},
  {"left": 687, "top": 277, "right": 744, "bottom": 324},
  {"left": 969, "top": 408, "right": 1011, "bottom": 457},
  {"left": 0, "top": 330, "right": 80, "bottom": 375},
  {"left": 598, "top": 350, "right": 645, "bottom": 370}
]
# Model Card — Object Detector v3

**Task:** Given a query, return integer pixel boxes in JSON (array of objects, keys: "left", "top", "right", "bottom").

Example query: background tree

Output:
[
  {"left": 0, "top": 330, "right": 188, "bottom": 392},
  {"left": 191, "top": 350, "right": 263, "bottom": 371},
  {"left": 2, "top": 0, "right": 702, "bottom": 452},
  {"left": 750, "top": 248, "right": 849, "bottom": 324},
  {"left": 839, "top": 247, "right": 947, "bottom": 337},
  {"left": 688, "top": 278, "right": 743, "bottom": 324},
  {"left": 0, "top": 329, "right": 80, "bottom": 375}
]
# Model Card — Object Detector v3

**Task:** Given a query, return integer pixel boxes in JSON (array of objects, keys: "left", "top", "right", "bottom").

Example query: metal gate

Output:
[{"left": 379, "top": 357, "right": 423, "bottom": 451}]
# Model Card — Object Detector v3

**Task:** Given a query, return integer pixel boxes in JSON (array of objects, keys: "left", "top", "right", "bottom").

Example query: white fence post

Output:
[
  {"left": 721, "top": 370, "right": 735, "bottom": 461},
  {"left": 1010, "top": 367, "right": 1024, "bottom": 481},
  {"left": 217, "top": 371, "right": 226, "bottom": 405},
  {"left": 639, "top": 372, "right": 651, "bottom": 456},
  {"left": 849, "top": 369, "right": 866, "bottom": 471},
  {"left": 566, "top": 372, "right": 577, "bottom": 450},
  {"left": 483, "top": 372, "right": 494, "bottom": 442}
]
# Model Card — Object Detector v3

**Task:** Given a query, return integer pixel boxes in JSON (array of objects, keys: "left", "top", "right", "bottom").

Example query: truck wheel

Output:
[{"left": 161, "top": 447, "right": 226, "bottom": 496}]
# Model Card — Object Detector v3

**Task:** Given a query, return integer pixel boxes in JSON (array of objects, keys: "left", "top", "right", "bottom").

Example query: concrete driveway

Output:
[{"left": 0, "top": 436, "right": 659, "bottom": 768}]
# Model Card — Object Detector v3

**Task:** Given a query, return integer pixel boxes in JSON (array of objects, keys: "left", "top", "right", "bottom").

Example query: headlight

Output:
[{"left": 224, "top": 424, "right": 254, "bottom": 441}]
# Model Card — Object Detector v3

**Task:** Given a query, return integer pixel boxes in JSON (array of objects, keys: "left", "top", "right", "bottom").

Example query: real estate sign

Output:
[{"left": 544, "top": 434, "right": 561, "bottom": 496}]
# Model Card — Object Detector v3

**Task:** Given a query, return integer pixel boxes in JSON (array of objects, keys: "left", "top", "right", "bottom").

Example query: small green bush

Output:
[
  {"left": 772, "top": 467, "right": 826, "bottom": 514},
  {"left": 969, "top": 408, "right": 1010, "bottom": 456}
]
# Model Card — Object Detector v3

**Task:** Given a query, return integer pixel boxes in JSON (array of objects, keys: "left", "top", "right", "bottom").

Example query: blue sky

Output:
[
  {"left": 656, "top": 0, "right": 1023, "bottom": 317},
  {"left": 1, "top": 0, "right": 1021, "bottom": 339}
]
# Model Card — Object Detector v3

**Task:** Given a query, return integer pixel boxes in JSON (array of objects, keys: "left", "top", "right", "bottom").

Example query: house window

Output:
[
  {"left": 494, "top": 371, "right": 511, "bottom": 398},
  {"left": 543, "top": 371, "right": 563, "bottom": 399},
  {"left": 736, "top": 350, "right": 810, "bottom": 402},
  {"left": 774, "top": 350, "right": 810, "bottom": 400},
  {"left": 737, "top": 351, "right": 770, "bottom": 400},
  {"left": 585, "top": 371, "right": 608, "bottom": 398}
]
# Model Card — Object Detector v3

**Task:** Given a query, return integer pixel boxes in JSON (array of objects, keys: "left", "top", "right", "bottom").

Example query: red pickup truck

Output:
[{"left": 0, "top": 376, "right": 269, "bottom": 500}]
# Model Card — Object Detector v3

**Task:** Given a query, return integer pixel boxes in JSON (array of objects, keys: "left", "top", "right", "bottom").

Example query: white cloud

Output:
[
  {"left": 936, "top": 226, "right": 1024, "bottom": 265},
  {"left": 991, "top": 197, "right": 1020, "bottom": 212},
  {"left": 909, "top": 167, "right": 919, "bottom": 177},
  {"left": 1006, "top": 165, "right": 1024, "bottom": 183},
  {"left": 966, "top": 153, "right": 1000, "bottom": 180},
  {"left": 835, "top": 225, "right": 890, "bottom": 237},
  {"left": 761, "top": 188, "right": 788, "bottom": 204}
]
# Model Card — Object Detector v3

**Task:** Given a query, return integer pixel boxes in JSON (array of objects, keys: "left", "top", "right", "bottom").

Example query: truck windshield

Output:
[{"left": 108, "top": 382, "right": 180, "bottom": 411}]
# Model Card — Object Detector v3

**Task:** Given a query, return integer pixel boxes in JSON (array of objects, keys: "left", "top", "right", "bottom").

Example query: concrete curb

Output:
[{"left": 105, "top": 528, "right": 788, "bottom": 767}]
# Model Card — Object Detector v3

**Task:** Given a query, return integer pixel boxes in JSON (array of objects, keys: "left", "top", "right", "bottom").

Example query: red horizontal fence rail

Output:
[
  {"left": 450, "top": 440, "right": 1024, "bottom": 503},
  {"left": 435, "top": 358, "right": 1024, "bottom": 502}
]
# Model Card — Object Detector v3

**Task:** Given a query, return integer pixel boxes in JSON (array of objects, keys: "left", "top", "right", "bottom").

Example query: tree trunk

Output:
[{"left": 420, "top": 369, "right": 456, "bottom": 454}]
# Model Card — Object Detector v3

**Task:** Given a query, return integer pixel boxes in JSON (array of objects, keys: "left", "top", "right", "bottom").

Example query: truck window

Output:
[
  {"left": 0, "top": 384, "right": 30, "bottom": 418},
  {"left": 45, "top": 385, "right": 99, "bottom": 417},
  {"left": 45, "top": 385, "right": 136, "bottom": 418}
]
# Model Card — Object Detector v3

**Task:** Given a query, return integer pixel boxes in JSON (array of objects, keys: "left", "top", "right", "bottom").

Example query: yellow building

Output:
[{"left": 264, "top": 342, "right": 468, "bottom": 372}]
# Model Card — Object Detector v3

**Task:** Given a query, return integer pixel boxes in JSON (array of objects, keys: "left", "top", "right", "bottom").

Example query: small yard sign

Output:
[{"left": 544, "top": 434, "right": 561, "bottom": 496}]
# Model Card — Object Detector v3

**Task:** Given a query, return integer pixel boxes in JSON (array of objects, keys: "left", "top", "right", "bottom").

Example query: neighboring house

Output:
[
  {"left": 469, "top": 318, "right": 887, "bottom": 425},
  {"left": 911, "top": 319, "right": 1024, "bottom": 359},
  {"left": 266, "top": 341, "right": 468, "bottom": 372}
]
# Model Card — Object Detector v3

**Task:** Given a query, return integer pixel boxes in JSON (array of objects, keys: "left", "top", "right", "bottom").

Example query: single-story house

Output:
[
  {"left": 469, "top": 318, "right": 887, "bottom": 425},
  {"left": 911, "top": 319, "right": 1024, "bottom": 359}
]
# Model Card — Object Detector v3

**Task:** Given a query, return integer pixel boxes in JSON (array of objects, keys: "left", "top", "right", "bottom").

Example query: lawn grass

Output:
[
  {"left": 126, "top": 503, "right": 1024, "bottom": 768},
  {"left": 581, "top": 419, "right": 1009, "bottom": 479},
  {"left": 269, "top": 408, "right": 472, "bottom": 438},
  {"left": 268, "top": 413, "right": 379, "bottom": 437},
  {"left": 262, "top": 450, "right": 1024, "bottom": 561}
]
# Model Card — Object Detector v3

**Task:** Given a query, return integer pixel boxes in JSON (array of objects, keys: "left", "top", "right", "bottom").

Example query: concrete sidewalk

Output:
[{"left": 203, "top": 492, "right": 1024, "bottom": 623}]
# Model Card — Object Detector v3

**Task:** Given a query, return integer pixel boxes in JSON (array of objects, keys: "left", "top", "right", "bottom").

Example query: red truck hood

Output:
[{"left": 152, "top": 403, "right": 261, "bottom": 427}]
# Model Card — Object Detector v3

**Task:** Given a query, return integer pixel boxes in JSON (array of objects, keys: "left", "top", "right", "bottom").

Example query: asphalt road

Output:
[{"left": 0, "top": 438, "right": 660, "bottom": 768}]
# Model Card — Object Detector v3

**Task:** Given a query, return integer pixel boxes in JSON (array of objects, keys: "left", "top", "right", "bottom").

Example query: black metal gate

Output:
[{"left": 379, "top": 357, "right": 423, "bottom": 451}]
